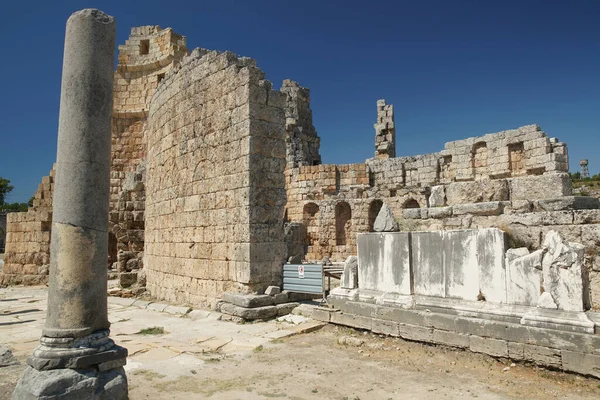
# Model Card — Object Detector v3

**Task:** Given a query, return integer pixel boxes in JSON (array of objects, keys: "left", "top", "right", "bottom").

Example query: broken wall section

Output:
[
  {"left": 109, "top": 26, "right": 189, "bottom": 286},
  {"left": 281, "top": 79, "right": 321, "bottom": 169},
  {"left": 144, "top": 49, "right": 287, "bottom": 307},
  {"left": 0, "top": 166, "right": 55, "bottom": 285}
]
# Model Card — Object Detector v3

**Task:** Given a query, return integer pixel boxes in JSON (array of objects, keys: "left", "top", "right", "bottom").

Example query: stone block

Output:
[
  {"left": 265, "top": 286, "right": 280, "bottom": 296},
  {"left": 508, "top": 342, "right": 524, "bottom": 360},
  {"left": 429, "top": 185, "right": 446, "bottom": 207},
  {"left": 402, "top": 209, "right": 421, "bottom": 219},
  {"left": 222, "top": 292, "right": 275, "bottom": 308},
  {"left": 373, "top": 203, "right": 399, "bottom": 232},
  {"left": 433, "top": 329, "right": 470, "bottom": 348},
  {"left": 452, "top": 202, "right": 504, "bottom": 216},
  {"left": 275, "top": 302, "right": 299, "bottom": 316},
  {"left": 163, "top": 305, "right": 192, "bottom": 315},
  {"left": 505, "top": 248, "right": 542, "bottom": 306},
  {"left": 341, "top": 256, "right": 358, "bottom": 289},
  {"left": 372, "top": 318, "right": 400, "bottom": 337},
  {"left": 537, "top": 196, "right": 600, "bottom": 211},
  {"left": 541, "top": 231, "right": 587, "bottom": 312},
  {"left": 119, "top": 272, "right": 138, "bottom": 288},
  {"left": 219, "top": 302, "right": 278, "bottom": 320},
  {"left": 411, "top": 230, "right": 445, "bottom": 297},
  {"left": 509, "top": 173, "right": 572, "bottom": 201},
  {"left": 330, "top": 312, "right": 372, "bottom": 330},
  {"left": 523, "top": 344, "right": 561, "bottom": 368},
  {"left": 12, "top": 366, "right": 128, "bottom": 400},
  {"left": 445, "top": 180, "right": 509, "bottom": 206},
  {"left": 469, "top": 336, "right": 508, "bottom": 357},
  {"left": 398, "top": 323, "right": 433, "bottom": 342},
  {"left": 428, "top": 207, "right": 452, "bottom": 219},
  {"left": 573, "top": 210, "right": 600, "bottom": 224},
  {"left": 561, "top": 351, "right": 600, "bottom": 379},
  {"left": 357, "top": 233, "right": 411, "bottom": 295}
]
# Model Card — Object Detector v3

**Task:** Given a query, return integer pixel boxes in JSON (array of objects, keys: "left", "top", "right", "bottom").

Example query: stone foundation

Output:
[{"left": 318, "top": 297, "right": 600, "bottom": 378}]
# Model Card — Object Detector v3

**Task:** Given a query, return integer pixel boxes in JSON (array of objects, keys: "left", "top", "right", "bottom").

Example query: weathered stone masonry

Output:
[
  {"left": 144, "top": 49, "right": 287, "bottom": 306},
  {"left": 109, "top": 26, "right": 189, "bottom": 281},
  {"left": 2, "top": 23, "right": 600, "bottom": 312},
  {"left": 1, "top": 166, "right": 54, "bottom": 285}
]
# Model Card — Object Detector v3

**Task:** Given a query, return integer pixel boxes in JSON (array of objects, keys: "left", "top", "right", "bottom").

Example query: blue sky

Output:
[{"left": 1, "top": 0, "right": 599, "bottom": 202}]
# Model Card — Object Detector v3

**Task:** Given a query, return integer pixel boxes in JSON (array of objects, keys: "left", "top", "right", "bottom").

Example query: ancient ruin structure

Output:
[
  {"left": 13, "top": 9, "right": 127, "bottom": 399},
  {"left": 1, "top": 167, "right": 54, "bottom": 284},
  {"left": 1, "top": 22, "right": 600, "bottom": 314},
  {"left": 0, "top": 212, "right": 6, "bottom": 252}
]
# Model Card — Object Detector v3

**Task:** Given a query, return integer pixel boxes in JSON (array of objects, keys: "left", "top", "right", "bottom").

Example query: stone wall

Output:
[
  {"left": 374, "top": 99, "right": 395, "bottom": 159},
  {"left": 323, "top": 228, "right": 599, "bottom": 377},
  {"left": 284, "top": 106, "right": 572, "bottom": 263},
  {"left": 0, "top": 167, "right": 55, "bottom": 285},
  {"left": 144, "top": 49, "right": 287, "bottom": 307},
  {"left": 281, "top": 79, "right": 321, "bottom": 169},
  {"left": 110, "top": 26, "right": 188, "bottom": 266},
  {"left": 0, "top": 212, "right": 6, "bottom": 252}
]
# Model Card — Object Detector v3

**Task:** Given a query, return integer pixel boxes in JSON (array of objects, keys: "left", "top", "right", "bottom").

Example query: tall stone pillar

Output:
[
  {"left": 13, "top": 9, "right": 128, "bottom": 400},
  {"left": 374, "top": 99, "right": 396, "bottom": 159}
]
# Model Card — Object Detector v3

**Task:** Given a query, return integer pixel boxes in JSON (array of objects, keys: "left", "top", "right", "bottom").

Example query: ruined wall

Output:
[
  {"left": 0, "top": 213, "right": 6, "bottom": 252},
  {"left": 0, "top": 167, "right": 54, "bottom": 285},
  {"left": 285, "top": 104, "right": 573, "bottom": 263},
  {"left": 374, "top": 99, "right": 395, "bottom": 159},
  {"left": 144, "top": 49, "right": 287, "bottom": 306},
  {"left": 110, "top": 26, "right": 188, "bottom": 267},
  {"left": 281, "top": 79, "right": 321, "bottom": 169}
]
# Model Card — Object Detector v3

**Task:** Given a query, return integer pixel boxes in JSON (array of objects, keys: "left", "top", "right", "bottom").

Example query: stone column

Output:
[{"left": 13, "top": 9, "right": 128, "bottom": 400}]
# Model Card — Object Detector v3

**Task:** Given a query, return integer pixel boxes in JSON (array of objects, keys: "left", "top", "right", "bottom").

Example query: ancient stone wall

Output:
[
  {"left": 285, "top": 100, "right": 572, "bottom": 263},
  {"left": 374, "top": 99, "right": 395, "bottom": 159},
  {"left": 0, "top": 213, "right": 6, "bottom": 252},
  {"left": 281, "top": 79, "right": 321, "bottom": 169},
  {"left": 110, "top": 26, "right": 188, "bottom": 266},
  {"left": 144, "top": 49, "right": 287, "bottom": 306},
  {"left": 0, "top": 167, "right": 55, "bottom": 285}
]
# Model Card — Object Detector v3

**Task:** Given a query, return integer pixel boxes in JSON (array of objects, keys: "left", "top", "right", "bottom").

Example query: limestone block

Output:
[
  {"left": 222, "top": 292, "right": 275, "bottom": 308},
  {"left": 469, "top": 336, "right": 508, "bottom": 357},
  {"left": 357, "top": 233, "right": 411, "bottom": 295},
  {"left": 412, "top": 231, "right": 445, "bottom": 297},
  {"left": 341, "top": 255, "right": 358, "bottom": 289},
  {"left": 447, "top": 229, "right": 507, "bottom": 303},
  {"left": 561, "top": 351, "right": 600, "bottom": 379},
  {"left": 265, "top": 286, "right": 280, "bottom": 296},
  {"left": 218, "top": 302, "right": 278, "bottom": 320},
  {"left": 402, "top": 209, "right": 421, "bottom": 220},
  {"left": 429, "top": 185, "right": 446, "bottom": 207},
  {"left": 505, "top": 248, "right": 542, "bottom": 306},
  {"left": 445, "top": 180, "right": 509, "bottom": 206},
  {"left": 509, "top": 173, "right": 572, "bottom": 201},
  {"left": 541, "top": 231, "right": 587, "bottom": 312},
  {"left": 373, "top": 203, "right": 399, "bottom": 232},
  {"left": 12, "top": 366, "right": 128, "bottom": 400},
  {"left": 428, "top": 207, "right": 452, "bottom": 219},
  {"left": 452, "top": 202, "right": 504, "bottom": 216},
  {"left": 536, "top": 196, "right": 600, "bottom": 212}
]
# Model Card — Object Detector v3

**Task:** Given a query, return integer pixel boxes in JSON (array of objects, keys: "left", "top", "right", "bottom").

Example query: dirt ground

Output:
[
  {"left": 2, "top": 286, "right": 600, "bottom": 399},
  {"left": 126, "top": 325, "right": 599, "bottom": 400}
]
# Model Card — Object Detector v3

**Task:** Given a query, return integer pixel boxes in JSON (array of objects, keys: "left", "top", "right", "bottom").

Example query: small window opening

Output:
[
  {"left": 157, "top": 73, "right": 165, "bottom": 84},
  {"left": 140, "top": 39, "right": 150, "bottom": 55}
]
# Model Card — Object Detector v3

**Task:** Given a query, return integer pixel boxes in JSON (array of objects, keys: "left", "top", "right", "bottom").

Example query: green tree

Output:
[
  {"left": 0, "top": 177, "right": 31, "bottom": 212},
  {"left": 0, "top": 177, "right": 14, "bottom": 205}
]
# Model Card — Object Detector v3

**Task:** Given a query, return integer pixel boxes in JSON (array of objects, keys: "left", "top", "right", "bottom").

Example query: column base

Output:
[
  {"left": 12, "top": 366, "right": 128, "bottom": 400},
  {"left": 27, "top": 329, "right": 128, "bottom": 371}
]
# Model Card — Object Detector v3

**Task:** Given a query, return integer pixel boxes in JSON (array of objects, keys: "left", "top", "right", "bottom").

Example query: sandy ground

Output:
[{"left": 1, "top": 286, "right": 600, "bottom": 399}]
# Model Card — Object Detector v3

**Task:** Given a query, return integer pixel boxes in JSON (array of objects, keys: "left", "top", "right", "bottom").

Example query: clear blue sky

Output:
[{"left": 1, "top": 0, "right": 599, "bottom": 203}]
